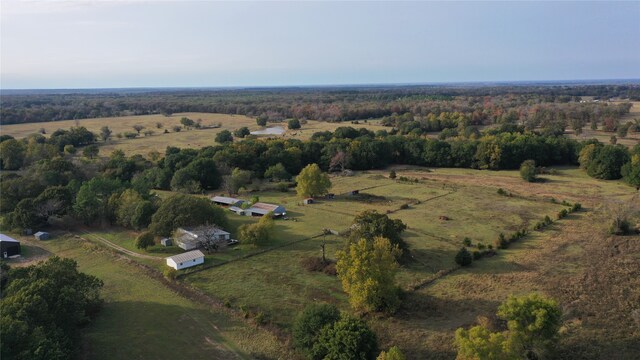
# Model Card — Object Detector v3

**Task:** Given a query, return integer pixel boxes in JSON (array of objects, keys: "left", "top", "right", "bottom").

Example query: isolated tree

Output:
[
  {"left": 455, "top": 293, "right": 561, "bottom": 360},
  {"left": 519, "top": 160, "right": 537, "bottom": 182},
  {"left": 234, "top": 127, "right": 251, "bottom": 138},
  {"left": 312, "top": 315, "right": 378, "bottom": 360},
  {"left": 498, "top": 293, "right": 562, "bottom": 359},
  {"left": 293, "top": 303, "right": 341, "bottom": 353},
  {"left": 264, "top": 163, "right": 290, "bottom": 181},
  {"left": 288, "top": 118, "right": 302, "bottom": 130},
  {"left": 296, "top": 163, "right": 331, "bottom": 198},
  {"left": 99, "top": 126, "right": 112, "bottom": 142},
  {"left": 156, "top": 122, "right": 163, "bottom": 129},
  {"left": 350, "top": 210, "right": 407, "bottom": 251},
  {"left": 135, "top": 231, "right": 155, "bottom": 250},
  {"left": 256, "top": 115, "right": 268, "bottom": 126},
  {"left": 377, "top": 346, "right": 406, "bottom": 360},
  {"left": 132, "top": 125, "right": 145, "bottom": 134},
  {"left": 172, "top": 125, "right": 182, "bottom": 132},
  {"left": 336, "top": 237, "right": 401, "bottom": 312},
  {"left": 83, "top": 144, "right": 99, "bottom": 159},
  {"left": 180, "top": 117, "right": 195, "bottom": 129},
  {"left": 215, "top": 130, "right": 233, "bottom": 143},
  {"left": 389, "top": 170, "right": 396, "bottom": 179},
  {"left": 455, "top": 247, "right": 473, "bottom": 266},
  {"left": 149, "top": 194, "right": 228, "bottom": 236}
]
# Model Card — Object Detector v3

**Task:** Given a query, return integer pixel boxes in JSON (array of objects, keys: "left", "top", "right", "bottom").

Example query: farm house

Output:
[
  {"left": 0, "top": 234, "right": 21, "bottom": 258},
  {"left": 175, "top": 226, "right": 230, "bottom": 251},
  {"left": 165, "top": 250, "right": 205, "bottom": 270}
]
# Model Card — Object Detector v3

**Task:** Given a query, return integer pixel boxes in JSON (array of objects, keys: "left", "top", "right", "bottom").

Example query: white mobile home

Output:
[
  {"left": 165, "top": 250, "right": 205, "bottom": 270},
  {"left": 175, "top": 226, "right": 231, "bottom": 251}
]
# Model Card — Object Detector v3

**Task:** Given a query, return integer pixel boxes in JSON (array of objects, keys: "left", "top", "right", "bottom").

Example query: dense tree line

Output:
[
  {"left": 1, "top": 257, "right": 103, "bottom": 360},
  {"left": 1, "top": 123, "right": 637, "bottom": 237},
  {"left": 2, "top": 84, "right": 637, "bottom": 125}
]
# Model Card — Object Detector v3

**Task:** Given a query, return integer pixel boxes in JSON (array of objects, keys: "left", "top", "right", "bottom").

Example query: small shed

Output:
[
  {"left": 160, "top": 238, "right": 173, "bottom": 247},
  {"left": 165, "top": 250, "right": 205, "bottom": 270},
  {"left": 303, "top": 198, "right": 314, "bottom": 205},
  {"left": 0, "top": 234, "right": 21, "bottom": 258},
  {"left": 34, "top": 231, "right": 50, "bottom": 240}
]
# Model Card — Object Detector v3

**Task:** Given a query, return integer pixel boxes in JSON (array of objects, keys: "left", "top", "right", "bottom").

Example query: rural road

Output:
[{"left": 78, "top": 230, "right": 161, "bottom": 261}]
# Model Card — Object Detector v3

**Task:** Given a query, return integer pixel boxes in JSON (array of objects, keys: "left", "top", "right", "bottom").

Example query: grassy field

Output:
[
  {"left": 0, "top": 112, "right": 386, "bottom": 156},
  {"left": 5, "top": 234, "right": 290, "bottom": 360},
  {"left": 6, "top": 165, "right": 637, "bottom": 359}
]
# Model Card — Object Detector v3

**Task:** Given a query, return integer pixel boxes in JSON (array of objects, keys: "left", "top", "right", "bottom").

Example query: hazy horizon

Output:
[{"left": 2, "top": 1, "right": 639, "bottom": 89}]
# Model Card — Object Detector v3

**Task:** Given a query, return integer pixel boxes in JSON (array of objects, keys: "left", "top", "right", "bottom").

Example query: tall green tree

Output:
[
  {"left": 74, "top": 177, "right": 124, "bottom": 224},
  {"left": 295, "top": 163, "right": 331, "bottom": 198},
  {"left": 149, "top": 194, "right": 228, "bottom": 236},
  {"left": 350, "top": 210, "right": 407, "bottom": 251}
]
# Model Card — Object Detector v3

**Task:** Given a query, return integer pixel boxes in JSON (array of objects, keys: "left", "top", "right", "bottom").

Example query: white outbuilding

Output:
[{"left": 165, "top": 250, "right": 205, "bottom": 270}]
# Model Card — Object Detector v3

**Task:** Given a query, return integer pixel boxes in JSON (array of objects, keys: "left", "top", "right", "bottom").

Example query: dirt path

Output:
[{"left": 77, "top": 230, "right": 161, "bottom": 261}]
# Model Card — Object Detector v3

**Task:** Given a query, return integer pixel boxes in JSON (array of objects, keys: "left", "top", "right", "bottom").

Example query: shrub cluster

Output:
[
  {"left": 493, "top": 229, "right": 528, "bottom": 250},
  {"left": 497, "top": 188, "right": 512, "bottom": 197}
]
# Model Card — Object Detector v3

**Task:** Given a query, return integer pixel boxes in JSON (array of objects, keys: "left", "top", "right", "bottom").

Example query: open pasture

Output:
[{"left": 180, "top": 168, "right": 573, "bottom": 332}]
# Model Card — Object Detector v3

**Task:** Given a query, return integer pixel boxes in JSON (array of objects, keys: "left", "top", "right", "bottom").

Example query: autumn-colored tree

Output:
[
  {"left": 295, "top": 163, "right": 331, "bottom": 198},
  {"left": 336, "top": 237, "right": 401, "bottom": 313},
  {"left": 377, "top": 346, "right": 406, "bottom": 360}
]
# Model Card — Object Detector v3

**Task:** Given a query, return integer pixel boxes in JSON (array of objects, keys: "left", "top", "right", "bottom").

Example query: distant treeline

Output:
[{"left": 1, "top": 84, "right": 638, "bottom": 125}]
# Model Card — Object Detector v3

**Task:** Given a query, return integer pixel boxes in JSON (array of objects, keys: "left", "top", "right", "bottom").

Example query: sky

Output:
[{"left": 1, "top": 1, "right": 639, "bottom": 89}]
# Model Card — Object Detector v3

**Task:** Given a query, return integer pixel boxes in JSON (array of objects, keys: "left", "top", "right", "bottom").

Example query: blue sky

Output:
[{"left": 1, "top": 1, "right": 639, "bottom": 89}]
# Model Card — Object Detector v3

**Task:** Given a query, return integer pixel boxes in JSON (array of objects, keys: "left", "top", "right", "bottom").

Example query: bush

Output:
[
  {"left": 472, "top": 250, "right": 482, "bottom": 260},
  {"left": 288, "top": 118, "right": 302, "bottom": 130},
  {"left": 377, "top": 346, "right": 406, "bottom": 360},
  {"left": 389, "top": 170, "right": 396, "bottom": 179},
  {"left": 163, "top": 267, "right": 177, "bottom": 280},
  {"left": 455, "top": 247, "right": 473, "bottom": 266},
  {"left": 399, "top": 203, "right": 409, "bottom": 210},
  {"left": 497, "top": 188, "right": 507, "bottom": 195},
  {"left": 462, "top": 237, "right": 472, "bottom": 247},
  {"left": 135, "top": 231, "right": 155, "bottom": 250},
  {"left": 254, "top": 312, "right": 268, "bottom": 325},
  {"left": 544, "top": 215, "right": 553, "bottom": 225},
  {"left": 609, "top": 219, "right": 633, "bottom": 235},
  {"left": 520, "top": 160, "right": 537, "bottom": 182},
  {"left": 494, "top": 233, "right": 508, "bottom": 249},
  {"left": 312, "top": 315, "right": 378, "bottom": 360},
  {"left": 557, "top": 209, "right": 569, "bottom": 219},
  {"left": 572, "top": 203, "right": 582, "bottom": 212}
]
